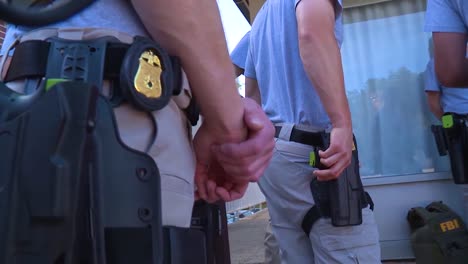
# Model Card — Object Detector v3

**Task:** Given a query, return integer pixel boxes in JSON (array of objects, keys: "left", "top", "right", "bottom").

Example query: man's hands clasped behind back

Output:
[{"left": 194, "top": 98, "right": 275, "bottom": 203}]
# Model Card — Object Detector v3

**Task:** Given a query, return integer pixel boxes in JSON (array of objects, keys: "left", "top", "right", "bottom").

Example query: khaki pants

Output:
[{"left": 1, "top": 28, "right": 196, "bottom": 228}]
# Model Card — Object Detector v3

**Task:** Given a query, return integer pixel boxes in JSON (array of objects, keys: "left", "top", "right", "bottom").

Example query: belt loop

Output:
[{"left": 278, "top": 123, "right": 294, "bottom": 141}]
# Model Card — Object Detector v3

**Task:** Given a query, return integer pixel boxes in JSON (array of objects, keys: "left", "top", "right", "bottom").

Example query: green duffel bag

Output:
[{"left": 407, "top": 201, "right": 468, "bottom": 264}]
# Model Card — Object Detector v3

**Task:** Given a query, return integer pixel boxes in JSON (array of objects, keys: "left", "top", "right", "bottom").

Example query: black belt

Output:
[
  {"left": 4, "top": 38, "right": 200, "bottom": 125},
  {"left": 453, "top": 113, "right": 468, "bottom": 121},
  {"left": 4, "top": 39, "right": 129, "bottom": 83},
  {"left": 274, "top": 125, "right": 324, "bottom": 147}
]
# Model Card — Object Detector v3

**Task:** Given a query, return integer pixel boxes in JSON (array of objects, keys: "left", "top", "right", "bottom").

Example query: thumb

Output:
[
  {"left": 243, "top": 98, "right": 265, "bottom": 131},
  {"left": 245, "top": 115, "right": 264, "bottom": 131}
]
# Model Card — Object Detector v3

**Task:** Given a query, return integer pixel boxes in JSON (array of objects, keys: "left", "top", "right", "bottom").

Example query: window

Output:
[{"left": 341, "top": 0, "right": 450, "bottom": 177}]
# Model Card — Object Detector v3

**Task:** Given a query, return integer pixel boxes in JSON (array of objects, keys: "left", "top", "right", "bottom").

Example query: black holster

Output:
[
  {"left": 0, "top": 35, "right": 189, "bottom": 264},
  {"left": 432, "top": 113, "right": 468, "bottom": 185},
  {"left": 0, "top": 82, "right": 163, "bottom": 264},
  {"left": 302, "top": 134, "right": 373, "bottom": 234},
  {"left": 162, "top": 201, "right": 231, "bottom": 264}
]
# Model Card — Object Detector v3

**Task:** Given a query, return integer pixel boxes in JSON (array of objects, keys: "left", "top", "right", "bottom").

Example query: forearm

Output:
[
  {"left": 296, "top": 0, "right": 351, "bottom": 128},
  {"left": 245, "top": 77, "right": 261, "bottom": 105},
  {"left": 433, "top": 32, "right": 468, "bottom": 87},
  {"left": 131, "top": 0, "right": 245, "bottom": 137}
]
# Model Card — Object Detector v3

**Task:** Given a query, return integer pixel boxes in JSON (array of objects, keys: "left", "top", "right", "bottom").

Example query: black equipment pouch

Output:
[
  {"left": 191, "top": 201, "right": 231, "bottom": 264},
  {"left": 441, "top": 113, "right": 468, "bottom": 184},
  {"left": 407, "top": 201, "right": 468, "bottom": 264},
  {"left": 162, "top": 201, "right": 231, "bottom": 264},
  {"left": 302, "top": 134, "right": 372, "bottom": 234},
  {"left": 162, "top": 227, "right": 207, "bottom": 264}
]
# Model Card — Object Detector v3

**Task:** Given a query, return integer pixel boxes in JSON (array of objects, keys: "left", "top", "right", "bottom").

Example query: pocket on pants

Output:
[{"left": 313, "top": 208, "right": 380, "bottom": 252}]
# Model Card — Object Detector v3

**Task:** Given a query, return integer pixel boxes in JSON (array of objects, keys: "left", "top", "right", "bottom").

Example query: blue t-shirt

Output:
[
  {"left": 1, "top": 0, "right": 147, "bottom": 56},
  {"left": 424, "top": 58, "right": 468, "bottom": 114},
  {"left": 230, "top": 31, "right": 250, "bottom": 70},
  {"left": 244, "top": 0, "right": 343, "bottom": 128},
  {"left": 425, "top": 0, "right": 468, "bottom": 33}
]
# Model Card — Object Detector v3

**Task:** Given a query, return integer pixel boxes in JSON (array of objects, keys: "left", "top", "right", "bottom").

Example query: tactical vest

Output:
[{"left": 407, "top": 201, "right": 468, "bottom": 264}]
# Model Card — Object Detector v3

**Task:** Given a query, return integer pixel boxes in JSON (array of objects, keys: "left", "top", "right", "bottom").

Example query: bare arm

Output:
[
  {"left": 245, "top": 77, "right": 261, "bottom": 105},
  {"left": 296, "top": 0, "right": 350, "bottom": 128},
  {"left": 296, "top": 0, "right": 352, "bottom": 179},
  {"left": 425, "top": 91, "right": 443, "bottom": 119},
  {"left": 130, "top": 0, "right": 245, "bottom": 139},
  {"left": 433, "top": 32, "right": 468, "bottom": 87}
]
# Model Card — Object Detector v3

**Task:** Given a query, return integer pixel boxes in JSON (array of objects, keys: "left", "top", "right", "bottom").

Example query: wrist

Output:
[
  {"left": 202, "top": 100, "right": 247, "bottom": 143},
  {"left": 329, "top": 113, "right": 352, "bottom": 129}
]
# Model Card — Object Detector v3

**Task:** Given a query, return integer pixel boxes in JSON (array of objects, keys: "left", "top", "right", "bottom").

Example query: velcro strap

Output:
[{"left": 5, "top": 40, "right": 129, "bottom": 82}]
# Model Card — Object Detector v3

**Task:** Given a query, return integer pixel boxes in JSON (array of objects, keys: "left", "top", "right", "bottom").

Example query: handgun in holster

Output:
[
  {"left": 441, "top": 113, "right": 468, "bottom": 184},
  {"left": 302, "top": 133, "right": 373, "bottom": 235},
  {"left": 0, "top": 34, "right": 203, "bottom": 264}
]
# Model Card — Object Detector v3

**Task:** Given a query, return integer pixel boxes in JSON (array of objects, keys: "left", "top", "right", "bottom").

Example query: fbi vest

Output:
[{"left": 407, "top": 201, "right": 468, "bottom": 264}]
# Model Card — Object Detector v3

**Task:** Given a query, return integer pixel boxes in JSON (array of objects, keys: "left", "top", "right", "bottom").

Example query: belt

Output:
[
  {"left": 454, "top": 113, "right": 468, "bottom": 121},
  {"left": 4, "top": 39, "right": 129, "bottom": 83},
  {"left": 274, "top": 125, "right": 324, "bottom": 147}
]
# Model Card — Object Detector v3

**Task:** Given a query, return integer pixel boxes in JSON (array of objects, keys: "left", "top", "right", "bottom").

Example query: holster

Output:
[
  {"left": 302, "top": 134, "right": 373, "bottom": 234},
  {"left": 0, "top": 31, "right": 195, "bottom": 263},
  {"left": 0, "top": 82, "right": 163, "bottom": 264},
  {"left": 441, "top": 113, "right": 468, "bottom": 184},
  {"left": 162, "top": 201, "right": 231, "bottom": 264},
  {"left": 431, "top": 125, "right": 449, "bottom": 156}
]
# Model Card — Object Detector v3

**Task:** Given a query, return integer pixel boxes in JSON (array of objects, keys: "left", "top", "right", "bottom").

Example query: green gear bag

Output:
[{"left": 407, "top": 201, "right": 468, "bottom": 264}]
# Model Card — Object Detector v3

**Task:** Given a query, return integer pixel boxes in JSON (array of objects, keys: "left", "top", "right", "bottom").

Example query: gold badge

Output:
[{"left": 134, "top": 50, "right": 163, "bottom": 98}]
